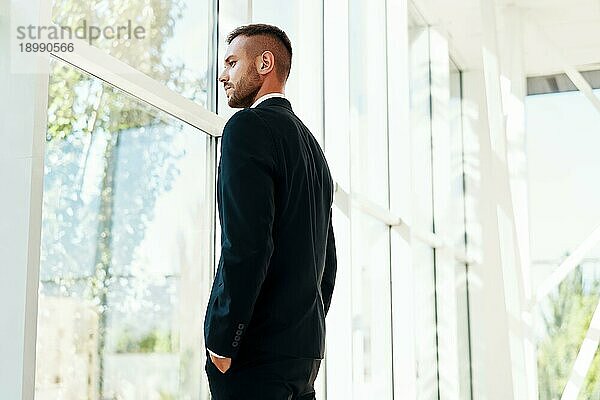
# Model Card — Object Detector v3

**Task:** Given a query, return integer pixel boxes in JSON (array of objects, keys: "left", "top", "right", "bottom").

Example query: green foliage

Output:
[
  {"left": 537, "top": 267, "right": 600, "bottom": 400},
  {"left": 42, "top": 1, "right": 204, "bottom": 397},
  {"left": 51, "top": 0, "right": 185, "bottom": 79},
  {"left": 159, "top": 391, "right": 177, "bottom": 400},
  {"left": 46, "top": 66, "right": 87, "bottom": 140},
  {"left": 114, "top": 328, "right": 179, "bottom": 354},
  {"left": 46, "top": 0, "right": 207, "bottom": 142},
  {"left": 46, "top": 61, "right": 170, "bottom": 141}
]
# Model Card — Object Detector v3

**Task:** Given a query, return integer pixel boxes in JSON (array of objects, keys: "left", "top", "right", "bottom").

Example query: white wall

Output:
[{"left": 0, "top": 1, "right": 48, "bottom": 398}]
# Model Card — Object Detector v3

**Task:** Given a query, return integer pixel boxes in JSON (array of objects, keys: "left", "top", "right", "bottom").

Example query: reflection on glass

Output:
[
  {"left": 51, "top": 0, "right": 211, "bottom": 105},
  {"left": 36, "top": 60, "right": 214, "bottom": 400}
]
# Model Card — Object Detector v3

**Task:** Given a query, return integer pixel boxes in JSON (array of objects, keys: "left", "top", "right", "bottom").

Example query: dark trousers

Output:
[{"left": 205, "top": 347, "right": 321, "bottom": 400}]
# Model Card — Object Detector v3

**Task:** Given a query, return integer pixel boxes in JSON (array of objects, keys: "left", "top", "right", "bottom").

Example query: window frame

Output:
[{"left": 24, "top": 2, "right": 475, "bottom": 398}]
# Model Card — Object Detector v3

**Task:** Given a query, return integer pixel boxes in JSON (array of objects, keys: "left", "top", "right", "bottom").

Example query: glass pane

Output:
[
  {"left": 216, "top": 0, "right": 324, "bottom": 145},
  {"left": 449, "top": 62, "right": 466, "bottom": 253},
  {"left": 321, "top": 1, "right": 353, "bottom": 399},
  {"left": 527, "top": 89, "right": 600, "bottom": 399},
  {"left": 35, "top": 60, "right": 215, "bottom": 400},
  {"left": 535, "top": 261, "right": 600, "bottom": 400},
  {"left": 215, "top": 3, "right": 327, "bottom": 396},
  {"left": 408, "top": 11, "right": 439, "bottom": 400},
  {"left": 351, "top": 211, "right": 393, "bottom": 398},
  {"left": 408, "top": 8, "right": 432, "bottom": 230},
  {"left": 449, "top": 61, "right": 472, "bottom": 400},
  {"left": 217, "top": 0, "right": 250, "bottom": 119},
  {"left": 51, "top": 0, "right": 212, "bottom": 106},
  {"left": 215, "top": 4, "right": 327, "bottom": 395},
  {"left": 250, "top": 0, "right": 324, "bottom": 145},
  {"left": 527, "top": 90, "right": 600, "bottom": 264},
  {"left": 347, "top": 0, "right": 393, "bottom": 397},
  {"left": 348, "top": 0, "right": 389, "bottom": 209}
]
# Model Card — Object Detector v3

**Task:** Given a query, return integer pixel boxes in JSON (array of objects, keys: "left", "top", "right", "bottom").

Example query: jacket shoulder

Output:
[
  {"left": 224, "top": 108, "right": 266, "bottom": 132},
  {"left": 221, "top": 109, "right": 277, "bottom": 167}
]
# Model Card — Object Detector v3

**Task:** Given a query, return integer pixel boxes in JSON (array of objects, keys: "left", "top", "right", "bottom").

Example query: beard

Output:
[{"left": 227, "top": 65, "right": 262, "bottom": 108}]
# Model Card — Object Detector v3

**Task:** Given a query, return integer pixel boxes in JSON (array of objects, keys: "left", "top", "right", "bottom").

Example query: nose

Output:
[{"left": 218, "top": 69, "right": 228, "bottom": 83}]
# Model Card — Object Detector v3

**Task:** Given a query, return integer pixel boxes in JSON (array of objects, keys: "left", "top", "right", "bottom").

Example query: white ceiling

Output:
[{"left": 412, "top": 0, "right": 600, "bottom": 76}]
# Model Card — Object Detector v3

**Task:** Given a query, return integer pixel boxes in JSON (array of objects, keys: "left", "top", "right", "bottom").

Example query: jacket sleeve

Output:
[
  {"left": 205, "top": 109, "right": 276, "bottom": 358},
  {"left": 321, "top": 208, "right": 337, "bottom": 316}
]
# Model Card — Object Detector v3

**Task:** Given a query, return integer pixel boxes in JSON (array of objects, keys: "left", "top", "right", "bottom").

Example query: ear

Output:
[{"left": 255, "top": 51, "right": 275, "bottom": 76}]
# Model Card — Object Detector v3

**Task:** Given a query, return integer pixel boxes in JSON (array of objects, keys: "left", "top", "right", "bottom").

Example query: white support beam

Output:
[
  {"left": 560, "top": 299, "right": 600, "bottom": 400},
  {"left": 50, "top": 38, "right": 226, "bottom": 138},
  {"left": 526, "top": 18, "right": 600, "bottom": 115},
  {"left": 1, "top": 1, "right": 49, "bottom": 399},
  {"left": 500, "top": 7, "right": 538, "bottom": 400},
  {"left": 535, "top": 224, "right": 600, "bottom": 303},
  {"left": 463, "top": 68, "right": 517, "bottom": 400},
  {"left": 466, "top": 1, "right": 532, "bottom": 399},
  {"left": 334, "top": 183, "right": 476, "bottom": 266}
]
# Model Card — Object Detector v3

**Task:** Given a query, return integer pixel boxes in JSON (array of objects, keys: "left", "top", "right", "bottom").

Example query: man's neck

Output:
[
  {"left": 250, "top": 92, "right": 285, "bottom": 109},
  {"left": 252, "top": 84, "right": 285, "bottom": 104}
]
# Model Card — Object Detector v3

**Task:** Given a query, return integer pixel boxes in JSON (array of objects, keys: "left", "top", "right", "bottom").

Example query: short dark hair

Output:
[{"left": 226, "top": 24, "right": 293, "bottom": 81}]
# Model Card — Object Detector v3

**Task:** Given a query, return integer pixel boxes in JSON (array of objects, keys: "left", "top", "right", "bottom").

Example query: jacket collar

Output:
[{"left": 254, "top": 96, "right": 293, "bottom": 111}]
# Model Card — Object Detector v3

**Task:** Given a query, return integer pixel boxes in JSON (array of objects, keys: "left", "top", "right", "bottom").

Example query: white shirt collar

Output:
[{"left": 250, "top": 92, "right": 286, "bottom": 108}]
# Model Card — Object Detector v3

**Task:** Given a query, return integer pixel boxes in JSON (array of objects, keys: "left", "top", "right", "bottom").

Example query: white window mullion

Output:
[{"left": 50, "top": 38, "right": 225, "bottom": 138}]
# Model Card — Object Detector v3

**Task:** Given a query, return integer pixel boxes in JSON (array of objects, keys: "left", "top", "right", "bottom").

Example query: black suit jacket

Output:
[{"left": 203, "top": 97, "right": 337, "bottom": 360}]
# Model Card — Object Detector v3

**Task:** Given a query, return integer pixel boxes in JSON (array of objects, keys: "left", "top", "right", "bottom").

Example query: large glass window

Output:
[
  {"left": 408, "top": 10, "right": 439, "bottom": 400},
  {"left": 215, "top": 2, "right": 327, "bottom": 397},
  {"left": 251, "top": 0, "right": 324, "bottom": 144},
  {"left": 35, "top": 60, "right": 215, "bottom": 400},
  {"left": 216, "top": 0, "right": 250, "bottom": 119},
  {"left": 430, "top": 57, "right": 472, "bottom": 400},
  {"left": 348, "top": 0, "right": 389, "bottom": 210},
  {"left": 347, "top": 0, "right": 393, "bottom": 397},
  {"left": 51, "top": 0, "right": 213, "bottom": 106},
  {"left": 322, "top": 0, "right": 353, "bottom": 399},
  {"left": 448, "top": 61, "right": 472, "bottom": 400},
  {"left": 30, "top": 3, "right": 477, "bottom": 399},
  {"left": 216, "top": 0, "right": 324, "bottom": 145},
  {"left": 526, "top": 88, "right": 600, "bottom": 400},
  {"left": 350, "top": 213, "right": 393, "bottom": 398},
  {"left": 407, "top": 10, "right": 472, "bottom": 400}
]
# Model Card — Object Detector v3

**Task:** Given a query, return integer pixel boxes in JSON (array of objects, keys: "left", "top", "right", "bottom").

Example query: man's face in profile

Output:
[{"left": 219, "top": 36, "right": 262, "bottom": 108}]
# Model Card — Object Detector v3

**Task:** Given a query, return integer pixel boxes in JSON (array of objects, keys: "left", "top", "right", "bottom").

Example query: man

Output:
[{"left": 203, "top": 24, "right": 337, "bottom": 400}]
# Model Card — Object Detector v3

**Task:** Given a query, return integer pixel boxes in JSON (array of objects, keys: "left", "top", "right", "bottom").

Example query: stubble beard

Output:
[{"left": 228, "top": 66, "right": 262, "bottom": 108}]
